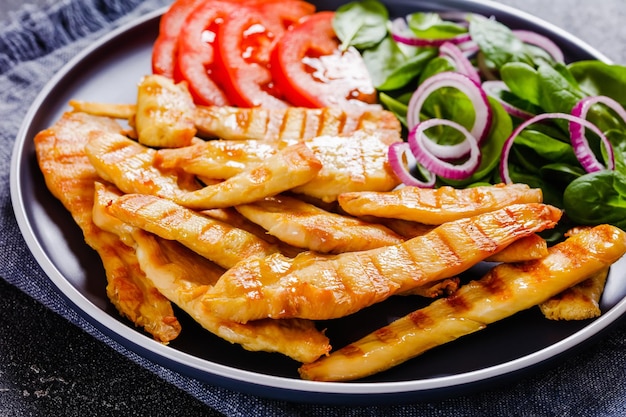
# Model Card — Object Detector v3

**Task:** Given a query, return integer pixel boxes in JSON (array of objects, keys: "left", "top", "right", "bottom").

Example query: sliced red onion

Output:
[
  {"left": 390, "top": 17, "right": 472, "bottom": 47},
  {"left": 388, "top": 142, "right": 436, "bottom": 187},
  {"left": 482, "top": 80, "right": 534, "bottom": 120},
  {"left": 570, "top": 95, "right": 623, "bottom": 170},
  {"left": 407, "top": 71, "right": 493, "bottom": 146},
  {"left": 439, "top": 41, "right": 481, "bottom": 84},
  {"left": 512, "top": 30, "right": 565, "bottom": 63},
  {"left": 500, "top": 112, "right": 615, "bottom": 184},
  {"left": 571, "top": 95, "right": 626, "bottom": 132},
  {"left": 408, "top": 118, "right": 481, "bottom": 180}
]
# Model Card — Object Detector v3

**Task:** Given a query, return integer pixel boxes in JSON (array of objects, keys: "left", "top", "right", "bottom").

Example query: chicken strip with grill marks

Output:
[
  {"left": 193, "top": 105, "right": 401, "bottom": 141},
  {"left": 202, "top": 203, "right": 562, "bottom": 322},
  {"left": 236, "top": 195, "right": 403, "bottom": 253},
  {"left": 132, "top": 231, "right": 331, "bottom": 363},
  {"left": 156, "top": 129, "right": 401, "bottom": 203},
  {"left": 155, "top": 139, "right": 281, "bottom": 179},
  {"left": 299, "top": 224, "right": 626, "bottom": 381},
  {"left": 94, "top": 182, "right": 330, "bottom": 362},
  {"left": 338, "top": 183, "right": 543, "bottom": 224},
  {"left": 34, "top": 112, "right": 181, "bottom": 342},
  {"left": 135, "top": 74, "right": 197, "bottom": 148},
  {"left": 69, "top": 101, "right": 402, "bottom": 141},
  {"left": 173, "top": 142, "right": 322, "bottom": 210},
  {"left": 539, "top": 227, "right": 610, "bottom": 320},
  {"left": 84, "top": 130, "right": 200, "bottom": 199},
  {"left": 106, "top": 193, "right": 279, "bottom": 269}
]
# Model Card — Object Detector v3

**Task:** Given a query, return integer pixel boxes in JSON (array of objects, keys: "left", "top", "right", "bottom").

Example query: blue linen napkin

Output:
[{"left": 1, "top": 0, "right": 625, "bottom": 415}]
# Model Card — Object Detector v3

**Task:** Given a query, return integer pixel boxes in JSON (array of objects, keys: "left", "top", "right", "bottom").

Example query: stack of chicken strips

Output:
[{"left": 34, "top": 74, "right": 626, "bottom": 381}]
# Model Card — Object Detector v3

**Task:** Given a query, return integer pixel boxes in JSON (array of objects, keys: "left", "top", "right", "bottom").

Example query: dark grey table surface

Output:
[{"left": 1, "top": 0, "right": 625, "bottom": 416}]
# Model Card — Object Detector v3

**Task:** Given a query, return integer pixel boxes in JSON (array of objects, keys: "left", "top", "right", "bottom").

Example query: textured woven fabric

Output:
[{"left": 1, "top": 0, "right": 625, "bottom": 416}]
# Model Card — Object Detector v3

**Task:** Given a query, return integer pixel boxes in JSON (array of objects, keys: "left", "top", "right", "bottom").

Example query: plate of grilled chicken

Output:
[{"left": 10, "top": 0, "right": 626, "bottom": 404}]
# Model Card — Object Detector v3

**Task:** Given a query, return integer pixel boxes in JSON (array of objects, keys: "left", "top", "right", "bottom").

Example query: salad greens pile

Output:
[{"left": 332, "top": 0, "right": 626, "bottom": 235}]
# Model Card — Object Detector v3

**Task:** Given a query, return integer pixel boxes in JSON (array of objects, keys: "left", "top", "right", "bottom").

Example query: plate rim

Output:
[{"left": 9, "top": 0, "right": 625, "bottom": 404}]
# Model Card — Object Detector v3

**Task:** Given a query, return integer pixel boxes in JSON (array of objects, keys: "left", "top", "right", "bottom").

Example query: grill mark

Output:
[
  {"left": 445, "top": 291, "right": 472, "bottom": 312},
  {"left": 357, "top": 252, "right": 398, "bottom": 300},
  {"left": 336, "top": 109, "right": 347, "bottom": 134},
  {"left": 339, "top": 344, "right": 364, "bottom": 358},
  {"left": 462, "top": 218, "right": 498, "bottom": 253},
  {"left": 431, "top": 227, "right": 463, "bottom": 267},
  {"left": 478, "top": 268, "right": 512, "bottom": 301},
  {"left": 496, "top": 206, "right": 530, "bottom": 238},
  {"left": 373, "top": 242, "right": 424, "bottom": 288},
  {"left": 408, "top": 310, "right": 435, "bottom": 329},
  {"left": 147, "top": 200, "right": 190, "bottom": 231},
  {"left": 374, "top": 326, "right": 397, "bottom": 344}
]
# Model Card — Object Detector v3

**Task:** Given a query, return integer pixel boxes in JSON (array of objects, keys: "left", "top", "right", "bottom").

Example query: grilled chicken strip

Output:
[
  {"left": 156, "top": 139, "right": 281, "bottom": 179},
  {"left": 131, "top": 231, "right": 331, "bottom": 363},
  {"left": 539, "top": 227, "right": 610, "bottom": 320},
  {"left": 299, "top": 224, "right": 626, "bottom": 381},
  {"left": 68, "top": 101, "right": 401, "bottom": 142},
  {"left": 236, "top": 195, "right": 403, "bottom": 253},
  {"left": 157, "top": 129, "right": 401, "bottom": 203},
  {"left": 93, "top": 182, "right": 330, "bottom": 362},
  {"left": 106, "top": 193, "right": 279, "bottom": 269},
  {"left": 202, "top": 203, "right": 562, "bottom": 322},
  {"left": 338, "top": 183, "right": 543, "bottom": 224},
  {"left": 85, "top": 130, "right": 200, "bottom": 199},
  {"left": 173, "top": 142, "right": 322, "bottom": 209},
  {"left": 293, "top": 130, "right": 401, "bottom": 202},
  {"left": 135, "top": 74, "right": 196, "bottom": 148},
  {"left": 201, "top": 207, "right": 304, "bottom": 258},
  {"left": 69, "top": 100, "right": 135, "bottom": 120},
  {"left": 34, "top": 112, "right": 181, "bottom": 342},
  {"left": 193, "top": 105, "right": 401, "bottom": 140}
]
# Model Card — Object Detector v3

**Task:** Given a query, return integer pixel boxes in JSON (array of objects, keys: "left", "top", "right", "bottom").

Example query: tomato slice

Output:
[
  {"left": 174, "top": 0, "right": 248, "bottom": 106},
  {"left": 271, "top": 11, "right": 377, "bottom": 108},
  {"left": 215, "top": 1, "right": 315, "bottom": 108},
  {"left": 151, "top": 0, "right": 204, "bottom": 78}
]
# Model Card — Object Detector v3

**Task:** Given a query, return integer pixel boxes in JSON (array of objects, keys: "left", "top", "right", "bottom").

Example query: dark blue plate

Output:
[{"left": 10, "top": 0, "right": 625, "bottom": 405}]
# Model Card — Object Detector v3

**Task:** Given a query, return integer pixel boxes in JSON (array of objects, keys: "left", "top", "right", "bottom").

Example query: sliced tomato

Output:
[
  {"left": 151, "top": 0, "right": 204, "bottom": 78},
  {"left": 215, "top": 1, "right": 315, "bottom": 108},
  {"left": 173, "top": 0, "right": 248, "bottom": 106},
  {"left": 271, "top": 11, "right": 377, "bottom": 108}
]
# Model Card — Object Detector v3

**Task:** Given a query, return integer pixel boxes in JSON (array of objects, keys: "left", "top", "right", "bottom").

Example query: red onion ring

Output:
[
  {"left": 407, "top": 71, "right": 493, "bottom": 146},
  {"left": 500, "top": 112, "right": 615, "bottom": 184},
  {"left": 570, "top": 95, "right": 623, "bottom": 170},
  {"left": 408, "top": 118, "right": 482, "bottom": 180},
  {"left": 390, "top": 17, "right": 472, "bottom": 47},
  {"left": 439, "top": 41, "right": 481, "bottom": 84},
  {"left": 388, "top": 142, "right": 437, "bottom": 187},
  {"left": 512, "top": 29, "right": 565, "bottom": 63}
]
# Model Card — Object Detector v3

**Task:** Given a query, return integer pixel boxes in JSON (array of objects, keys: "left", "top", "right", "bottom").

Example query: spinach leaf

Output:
[
  {"left": 515, "top": 129, "right": 578, "bottom": 164},
  {"left": 418, "top": 56, "right": 456, "bottom": 84},
  {"left": 540, "top": 163, "right": 585, "bottom": 185},
  {"left": 563, "top": 170, "right": 626, "bottom": 229},
  {"left": 500, "top": 62, "right": 541, "bottom": 106},
  {"left": 536, "top": 62, "right": 586, "bottom": 113},
  {"left": 333, "top": 0, "right": 389, "bottom": 50},
  {"left": 379, "top": 92, "right": 409, "bottom": 126},
  {"left": 468, "top": 14, "right": 533, "bottom": 69},
  {"left": 569, "top": 60, "right": 626, "bottom": 106},
  {"left": 406, "top": 13, "right": 467, "bottom": 39},
  {"left": 362, "top": 37, "right": 436, "bottom": 90}
]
